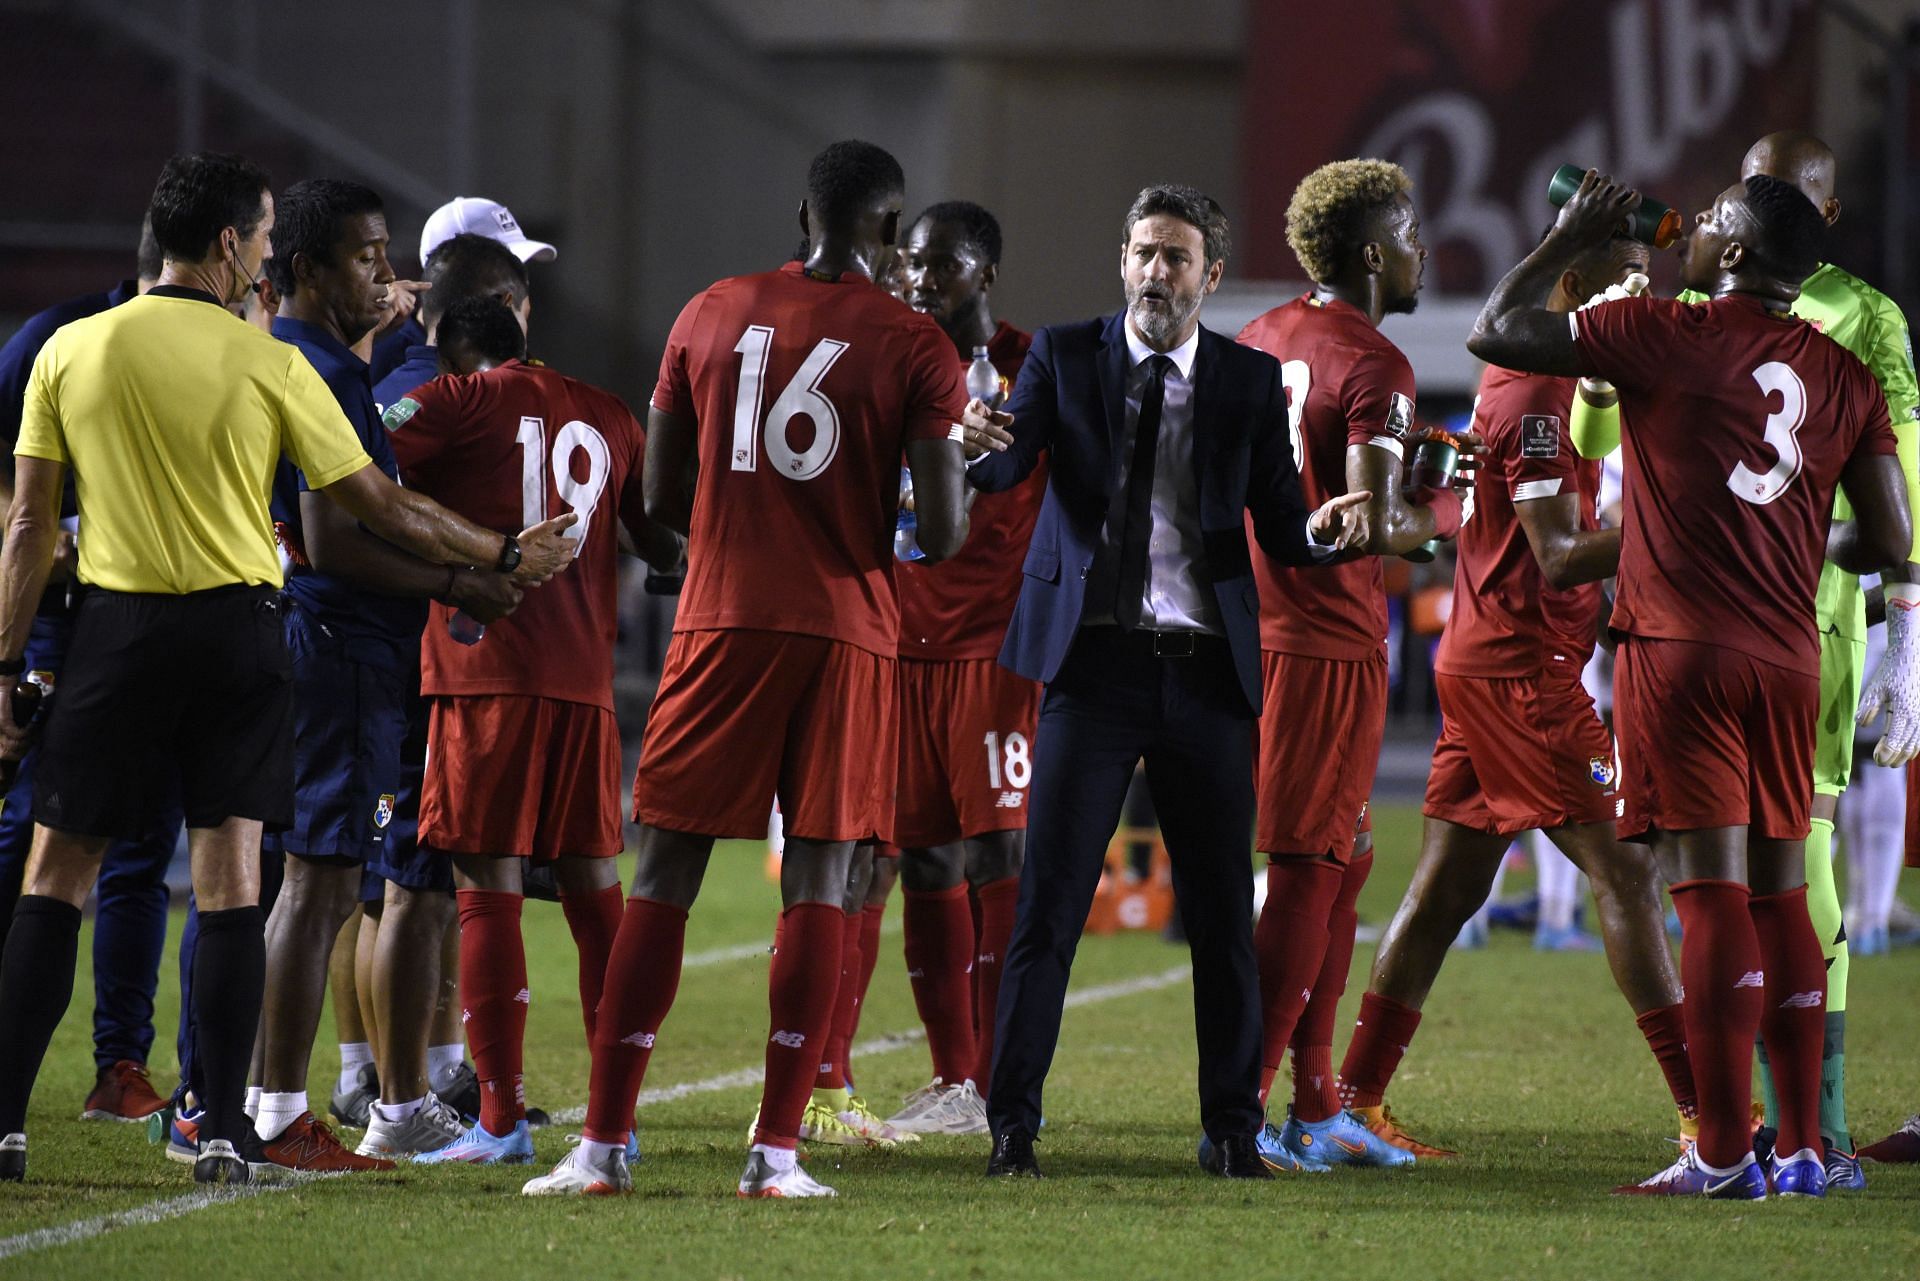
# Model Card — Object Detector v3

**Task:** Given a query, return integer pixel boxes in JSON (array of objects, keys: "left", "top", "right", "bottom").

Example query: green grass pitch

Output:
[{"left": 2, "top": 801, "right": 1917, "bottom": 1279}]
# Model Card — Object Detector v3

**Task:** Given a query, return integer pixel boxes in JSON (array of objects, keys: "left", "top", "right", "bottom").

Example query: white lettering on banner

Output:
[{"left": 1357, "top": 0, "right": 1810, "bottom": 291}]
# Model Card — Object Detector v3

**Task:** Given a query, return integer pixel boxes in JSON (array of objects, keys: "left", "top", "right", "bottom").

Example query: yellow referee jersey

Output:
[{"left": 15, "top": 288, "right": 371, "bottom": 595}]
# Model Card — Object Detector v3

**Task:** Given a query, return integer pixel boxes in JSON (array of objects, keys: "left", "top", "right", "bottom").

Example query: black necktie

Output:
[{"left": 1112, "top": 354, "right": 1170, "bottom": 630}]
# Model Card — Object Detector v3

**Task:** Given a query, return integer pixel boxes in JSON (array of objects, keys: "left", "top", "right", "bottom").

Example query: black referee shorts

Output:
[{"left": 33, "top": 585, "right": 294, "bottom": 839}]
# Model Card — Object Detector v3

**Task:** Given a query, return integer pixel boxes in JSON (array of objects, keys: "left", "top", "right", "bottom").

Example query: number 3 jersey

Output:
[
  {"left": 1571, "top": 293, "right": 1897, "bottom": 675},
  {"left": 651, "top": 261, "right": 967, "bottom": 656},
  {"left": 385, "top": 359, "right": 647, "bottom": 709},
  {"left": 1236, "top": 294, "right": 1415, "bottom": 659}
]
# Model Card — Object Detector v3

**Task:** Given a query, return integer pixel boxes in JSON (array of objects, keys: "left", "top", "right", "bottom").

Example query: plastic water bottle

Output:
[
  {"left": 447, "top": 610, "right": 487, "bottom": 645},
  {"left": 0, "top": 670, "right": 55, "bottom": 795},
  {"left": 1402, "top": 430, "right": 1462, "bottom": 565},
  {"left": 1546, "top": 164, "right": 1683, "bottom": 249},
  {"left": 966, "top": 345, "right": 1004, "bottom": 408},
  {"left": 894, "top": 466, "right": 924, "bottom": 563}
]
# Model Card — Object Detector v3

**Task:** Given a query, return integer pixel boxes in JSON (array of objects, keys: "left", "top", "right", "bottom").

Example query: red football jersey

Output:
[
  {"left": 1435, "top": 367, "right": 1603, "bottom": 678},
  {"left": 1237, "top": 295, "right": 1413, "bottom": 660},
  {"left": 1573, "top": 293, "right": 1898, "bottom": 674},
  {"left": 652, "top": 262, "right": 967, "bottom": 656},
  {"left": 385, "top": 360, "right": 644, "bottom": 710},
  {"left": 896, "top": 320, "right": 1045, "bottom": 660}
]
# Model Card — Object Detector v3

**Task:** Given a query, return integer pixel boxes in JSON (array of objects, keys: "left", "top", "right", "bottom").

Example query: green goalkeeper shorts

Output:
[{"left": 1814, "top": 631, "right": 1867, "bottom": 797}]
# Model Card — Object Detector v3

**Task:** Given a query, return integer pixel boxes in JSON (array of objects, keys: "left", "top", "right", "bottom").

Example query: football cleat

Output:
[
  {"left": 412, "top": 1118, "right": 535, "bottom": 1165},
  {"left": 1, "top": 1132, "right": 23, "bottom": 1182},
  {"left": 837, "top": 1091, "right": 917, "bottom": 1144},
  {"left": 1198, "top": 1120, "right": 1329, "bottom": 1174},
  {"left": 193, "top": 1138, "right": 249, "bottom": 1186},
  {"left": 1821, "top": 1140, "right": 1865, "bottom": 1191},
  {"left": 261, "top": 1112, "right": 394, "bottom": 1172},
  {"left": 1770, "top": 1146, "right": 1827, "bottom": 1198},
  {"left": 1752, "top": 1123, "right": 1777, "bottom": 1165},
  {"left": 81, "top": 1060, "right": 168, "bottom": 1122},
  {"left": 1858, "top": 1115, "right": 1920, "bottom": 1164},
  {"left": 356, "top": 1095, "right": 465, "bottom": 1159},
  {"left": 328, "top": 1063, "right": 377, "bottom": 1130},
  {"left": 151, "top": 1098, "right": 204, "bottom": 1165},
  {"left": 1613, "top": 1148, "right": 1766, "bottom": 1198},
  {"left": 1277, "top": 1107, "right": 1416, "bottom": 1168},
  {"left": 1349, "top": 1102, "right": 1457, "bottom": 1158},
  {"left": 738, "top": 1149, "right": 835, "bottom": 1198},
  {"left": 565, "top": 1130, "right": 642, "bottom": 1164},
  {"left": 886, "top": 1079, "right": 989, "bottom": 1136},
  {"left": 522, "top": 1143, "right": 632, "bottom": 1196},
  {"left": 797, "top": 1096, "right": 889, "bottom": 1147},
  {"left": 1531, "top": 924, "right": 1602, "bottom": 952}
]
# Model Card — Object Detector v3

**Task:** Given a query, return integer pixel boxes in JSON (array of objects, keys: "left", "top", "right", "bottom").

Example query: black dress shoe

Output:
[
  {"left": 986, "top": 1128, "right": 1043, "bottom": 1178},
  {"left": 1201, "top": 1131, "right": 1273, "bottom": 1179}
]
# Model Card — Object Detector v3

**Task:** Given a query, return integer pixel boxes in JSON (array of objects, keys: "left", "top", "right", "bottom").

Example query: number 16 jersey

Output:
[
  {"left": 652, "top": 261, "right": 967, "bottom": 657},
  {"left": 1571, "top": 293, "right": 1896, "bottom": 675},
  {"left": 386, "top": 359, "right": 647, "bottom": 710}
]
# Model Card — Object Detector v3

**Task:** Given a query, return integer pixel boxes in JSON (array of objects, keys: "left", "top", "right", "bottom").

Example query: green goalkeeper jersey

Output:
[{"left": 1575, "top": 267, "right": 1920, "bottom": 640}]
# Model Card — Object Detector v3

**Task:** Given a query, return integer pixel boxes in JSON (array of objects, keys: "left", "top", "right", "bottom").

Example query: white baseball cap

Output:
[{"left": 419, "top": 197, "right": 557, "bottom": 266}]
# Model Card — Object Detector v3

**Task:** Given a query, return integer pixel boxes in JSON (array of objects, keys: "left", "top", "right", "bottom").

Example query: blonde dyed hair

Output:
[{"left": 1284, "top": 159, "right": 1412, "bottom": 284}]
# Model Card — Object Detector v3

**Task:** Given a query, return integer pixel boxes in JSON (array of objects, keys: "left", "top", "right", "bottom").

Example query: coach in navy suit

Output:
[{"left": 960, "top": 185, "right": 1371, "bottom": 1180}]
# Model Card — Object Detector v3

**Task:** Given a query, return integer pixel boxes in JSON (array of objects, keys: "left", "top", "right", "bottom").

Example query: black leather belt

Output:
[{"left": 1146, "top": 630, "right": 1210, "bottom": 658}]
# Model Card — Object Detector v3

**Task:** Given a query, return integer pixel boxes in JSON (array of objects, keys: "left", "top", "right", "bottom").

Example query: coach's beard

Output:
[{"left": 1127, "top": 281, "right": 1202, "bottom": 350}]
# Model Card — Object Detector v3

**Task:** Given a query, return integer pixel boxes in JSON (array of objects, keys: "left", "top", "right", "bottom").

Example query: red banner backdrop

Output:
[{"left": 1241, "top": 0, "right": 1819, "bottom": 292}]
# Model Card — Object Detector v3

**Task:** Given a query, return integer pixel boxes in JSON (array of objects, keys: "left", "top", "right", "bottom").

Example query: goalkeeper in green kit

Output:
[{"left": 1570, "top": 132, "right": 1920, "bottom": 1189}]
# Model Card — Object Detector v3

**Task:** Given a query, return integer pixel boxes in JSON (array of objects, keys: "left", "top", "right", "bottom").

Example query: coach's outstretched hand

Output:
[
  {"left": 1552, "top": 169, "right": 1642, "bottom": 247},
  {"left": 512, "top": 513, "right": 580, "bottom": 585},
  {"left": 1857, "top": 583, "right": 1920, "bottom": 766},
  {"left": 960, "top": 398, "right": 1015, "bottom": 459},
  {"left": 1310, "top": 490, "right": 1372, "bottom": 552}
]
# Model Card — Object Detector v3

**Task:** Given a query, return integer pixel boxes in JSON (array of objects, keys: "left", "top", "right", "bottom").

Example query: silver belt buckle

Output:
[{"left": 1151, "top": 631, "right": 1196, "bottom": 658}]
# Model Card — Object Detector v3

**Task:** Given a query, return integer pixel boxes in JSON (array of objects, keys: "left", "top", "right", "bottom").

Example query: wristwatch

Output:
[{"left": 495, "top": 535, "right": 522, "bottom": 574}]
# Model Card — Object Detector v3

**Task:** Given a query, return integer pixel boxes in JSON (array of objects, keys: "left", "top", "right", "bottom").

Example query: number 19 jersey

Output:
[
  {"left": 1572, "top": 293, "right": 1898, "bottom": 675},
  {"left": 652, "top": 261, "right": 968, "bottom": 656},
  {"left": 386, "top": 359, "right": 646, "bottom": 710}
]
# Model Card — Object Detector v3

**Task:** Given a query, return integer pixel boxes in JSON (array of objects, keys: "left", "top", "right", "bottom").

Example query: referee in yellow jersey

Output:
[{"left": 0, "top": 153, "right": 578, "bottom": 1187}]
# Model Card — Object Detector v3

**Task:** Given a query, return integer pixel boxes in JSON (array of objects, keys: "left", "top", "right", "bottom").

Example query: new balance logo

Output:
[
  {"left": 1734, "top": 971, "right": 1765, "bottom": 989},
  {"left": 906, "top": 967, "right": 926, "bottom": 979},
  {"left": 515, "top": 988, "right": 532, "bottom": 1004},
  {"left": 770, "top": 1030, "right": 806, "bottom": 1049},
  {"left": 620, "top": 1031, "right": 656, "bottom": 1048},
  {"left": 995, "top": 791, "right": 1024, "bottom": 809},
  {"left": 976, "top": 952, "right": 996, "bottom": 967},
  {"left": 461, "top": 1008, "right": 472, "bottom": 1024},
  {"left": 1779, "top": 990, "right": 1824, "bottom": 1010}
]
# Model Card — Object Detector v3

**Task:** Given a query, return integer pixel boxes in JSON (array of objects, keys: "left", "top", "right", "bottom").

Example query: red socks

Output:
[
  {"left": 817, "top": 909, "right": 865, "bottom": 1091},
  {"left": 1338, "top": 990, "right": 1423, "bottom": 1111},
  {"left": 1253, "top": 859, "right": 1340, "bottom": 1104},
  {"left": 582, "top": 897, "right": 688, "bottom": 1144},
  {"left": 1671, "top": 879, "right": 1764, "bottom": 1168},
  {"left": 971, "top": 876, "right": 1019, "bottom": 1093},
  {"left": 905, "top": 884, "right": 977, "bottom": 1084},
  {"left": 1633, "top": 1003, "right": 1697, "bottom": 1120},
  {"left": 1293, "top": 851, "right": 1371, "bottom": 1122},
  {"left": 1750, "top": 885, "right": 1826, "bottom": 1158},
  {"left": 455, "top": 889, "right": 528, "bottom": 1135},
  {"left": 756, "top": 903, "right": 845, "bottom": 1149},
  {"left": 560, "top": 882, "right": 624, "bottom": 1043}
]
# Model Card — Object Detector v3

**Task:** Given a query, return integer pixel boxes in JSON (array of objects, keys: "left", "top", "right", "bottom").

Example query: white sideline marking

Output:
[
  {"left": 0, "top": 1184, "right": 285, "bottom": 1260},
  {"left": 545, "top": 962, "right": 1192, "bottom": 1126},
  {"left": 681, "top": 920, "right": 901, "bottom": 971}
]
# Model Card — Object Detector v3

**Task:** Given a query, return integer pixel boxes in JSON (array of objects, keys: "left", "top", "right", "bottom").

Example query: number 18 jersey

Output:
[
  {"left": 1572, "top": 293, "right": 1898, "bottom": 675},
  {"left": 652, "top": 261, "right": 967, "bottom": 657},
  {"left": 386, "top": 359, "right": 646, "bottom": 710}
]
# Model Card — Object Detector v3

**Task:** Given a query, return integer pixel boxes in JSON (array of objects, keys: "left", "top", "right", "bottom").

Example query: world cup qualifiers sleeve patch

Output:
[
  {"left": 1384, "top": 392, "right": 1416, "bottom": 442},
  {"left": 381, "top": 397, "right": 421, "bottom": 431},
  {"left": 1521, "top": 415, "right": 1561, "bottom": 459}
]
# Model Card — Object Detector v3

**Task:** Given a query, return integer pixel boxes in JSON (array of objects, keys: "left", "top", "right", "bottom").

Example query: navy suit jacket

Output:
[{"left": 970, "top": 311, "right": 1321, "bottom": 715}]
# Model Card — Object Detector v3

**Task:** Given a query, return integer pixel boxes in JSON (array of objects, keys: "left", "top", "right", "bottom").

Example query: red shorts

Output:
[
  {"left": 1425, "top": 669, "right": 1619, "bottom": 836},
  {"left": 1613, "top": 636, "right": 1818, "bottom": 842},
  {"left": 1254, "top": 650, "right": 1387, "bottom": 859},
  {"left": 420, "top": 695, "right": 622, "bottom": 860},
  {"left": 894, "top": 658, "right": 1041, "bottom": 849},
  {"left": 635, "top": 629, "right": 896, "bottom": 843}
]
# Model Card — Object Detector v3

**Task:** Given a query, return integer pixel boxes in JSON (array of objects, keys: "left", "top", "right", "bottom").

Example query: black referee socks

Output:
[
  {"left": 0, "top": 895, "right": 83, "bottom": 1136},
  {"left": 191, "top": 905, "right": 266, "bottom": 1148}
]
